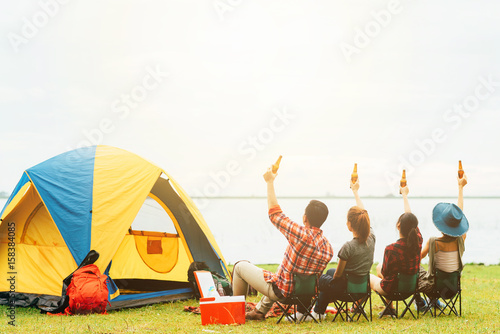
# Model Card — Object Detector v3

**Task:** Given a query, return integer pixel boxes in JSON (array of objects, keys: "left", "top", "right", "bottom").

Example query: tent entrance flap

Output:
[{"left": 150, "top": 178, "right": 224, "bottom": 276}]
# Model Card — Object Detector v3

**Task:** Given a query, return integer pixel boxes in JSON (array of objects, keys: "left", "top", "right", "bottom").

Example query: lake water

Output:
[{"left": 2, "top": 197, "right": 499, "bottom": 265}]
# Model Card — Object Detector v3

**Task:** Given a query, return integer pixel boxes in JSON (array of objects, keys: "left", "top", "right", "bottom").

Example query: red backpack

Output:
[{"left": 64, "top": 264, "right": 110, "bottom": 315}]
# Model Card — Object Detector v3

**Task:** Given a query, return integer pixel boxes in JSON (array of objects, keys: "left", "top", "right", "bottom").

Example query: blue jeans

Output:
[{"left": 314, "top": 268, "right": 347, "bottom": 314}]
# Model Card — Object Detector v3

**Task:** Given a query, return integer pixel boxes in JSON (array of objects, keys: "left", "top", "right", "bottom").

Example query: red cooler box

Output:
[{"left": 199, "top": 296, "right": 246, "bottom": 325}]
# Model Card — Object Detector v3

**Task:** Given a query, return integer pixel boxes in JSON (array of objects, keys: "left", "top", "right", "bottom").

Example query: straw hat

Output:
[{"left": 432, "top": 203, "right": 469, "bottom": 237}]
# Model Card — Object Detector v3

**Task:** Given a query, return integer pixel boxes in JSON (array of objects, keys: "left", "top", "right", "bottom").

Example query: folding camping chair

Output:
[
  {"left": 331, "top": 273, "right": 372, "bottom": 322},
  {"left": 378, "top": 272, "right": 418, "bottom": 319},
  {"left": 276, "top": 273, "right": 319, "bottom": 324},
  {"left": 422, "top": 269, "right": 461, "bottom": 317}
]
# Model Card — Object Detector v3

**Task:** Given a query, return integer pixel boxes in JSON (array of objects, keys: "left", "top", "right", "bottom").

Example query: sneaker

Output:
[
  {"left": 292, "top": 311, "right": 323, "bottom": 322},
  {"left": 245, "top": 309, "right": 266, "bottom": 321},
  {"left": 425, "top": 299, "right": 446, "bottom": 311},
  {"left": 414, "top": 297, "right": 428, "bottom": 313},
  {"left": 435, "top": 299, "right": 446, "bottom": 310},
  {"left": 310, "top": 310, "right": 325, "bottom": 321}
]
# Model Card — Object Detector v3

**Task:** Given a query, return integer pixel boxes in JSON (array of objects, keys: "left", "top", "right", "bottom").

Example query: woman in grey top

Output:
[{"left": 311, "top": 180, "right": 375, "bottom": 320}]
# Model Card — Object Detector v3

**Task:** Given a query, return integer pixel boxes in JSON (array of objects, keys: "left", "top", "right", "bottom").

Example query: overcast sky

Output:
[{"left": 1, "top": 0, "right": 500, "bottom": 199}]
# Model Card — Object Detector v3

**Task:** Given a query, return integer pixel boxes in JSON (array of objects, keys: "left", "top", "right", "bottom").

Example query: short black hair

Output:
[{"left": 305, "top": 200, "right": 329, "bottom": 228}]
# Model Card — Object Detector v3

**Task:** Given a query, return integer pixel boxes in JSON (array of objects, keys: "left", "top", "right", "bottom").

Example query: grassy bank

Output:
[{"left": 1, "top": 264, "right": 499, "bottom": 333}]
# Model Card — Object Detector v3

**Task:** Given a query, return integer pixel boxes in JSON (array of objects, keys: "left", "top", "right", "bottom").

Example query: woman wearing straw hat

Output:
[{"left": 415, "top": 174, "right": 469, "bottom": 310}]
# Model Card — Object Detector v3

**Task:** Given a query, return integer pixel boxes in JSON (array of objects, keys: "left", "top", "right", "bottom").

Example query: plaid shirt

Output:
[
  {"left": 380, "top": 227, "right": 423, "bottom": 293},
  {"left": 263, "top": 205, "right": 334, "bottom": 298}
]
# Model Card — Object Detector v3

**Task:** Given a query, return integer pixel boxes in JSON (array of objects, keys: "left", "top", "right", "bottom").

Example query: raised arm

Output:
[
  {"left": 401, "top": 186, "right": 411, "bottom": 213},
  {"left": 263, "top": 167, "right": 278, "bottom": 210},
  {"left": 457, "top": 174, "right": 467, "bottom": 211},
  {"left": 350, "top": 180, "right": 365, "bottom": 210},
  {"left": 458, "top": 174, "right": 468, "bottom": 239}
]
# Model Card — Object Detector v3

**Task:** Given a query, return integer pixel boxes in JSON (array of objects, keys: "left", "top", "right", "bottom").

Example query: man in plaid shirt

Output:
[{"left": 232, "top": 167, "right": 333, "bottom": 321}]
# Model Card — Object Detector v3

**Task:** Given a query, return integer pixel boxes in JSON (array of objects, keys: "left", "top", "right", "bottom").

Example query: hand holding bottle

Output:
[
  {"left": 272, "top": 155, "right": 282, "bottom": 174},
  {"left": 458, "top": 160, "right": 464, "bottom": 179},
  {"left": 350, "top": 179, "right": 360, "bottom": 192},
  {"left": 458, "top": 174, "right": 467, "bottom": 188},
  {"left": 399, "top": 170, "right": 406, "bottom": 194},
  {"left": 351, "top": 163, "right": 358, "bottom": 184}
]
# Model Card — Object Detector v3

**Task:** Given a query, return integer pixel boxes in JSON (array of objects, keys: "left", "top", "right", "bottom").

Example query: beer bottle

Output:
[
  {"left": 272, "top": 155, "right": 282, "bottom": 173},
  {"left": 400, "top": 170, "right": 407, "bottom": 194},
  {"left": 458, "top": 160, "right": 464, "bottom": 179},
  {"left": 351, "top": 163, "right": 358, "bottom": 183}
]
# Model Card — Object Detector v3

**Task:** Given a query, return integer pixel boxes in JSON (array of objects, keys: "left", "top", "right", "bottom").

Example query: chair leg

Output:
[
  {"left": 353, "top": 297, "right": 370, "bottom": 322},
  {"left": 399, "top": 294, "right": 417, "bottom": 319},
  {"left": 332, "top": 296, "right": 372, "bottom": 322},
  {"left": 378, "top": 293, "right": 417, "bottom": 319},
  {"left": 377, "top": 294, "right": 396, "bottom": 319},
  {"left": 378, "top": 295, "right": 388, "bottom": 319},
  {"left": 331, "top": 302, "right": 340, "bottom": 321},
  {"left": 276, "top": 307, "right": 286, "bottom": 324},
  {"left": 440, "top": 299, "right": 449, "bottom": 317},
  {"left": 425, "top": 295, "right": 461, "bottom": 318},
  {"left": 334, "top": 299, "right": 358, "bottom": 322},
  {"left": 403, "top": 295, "right": 414, "bottom": 319},
  {"left": 296, "top": 297, "right": 318, "bottom": 324},
  {"left": 425, "top": 296, "right": 438, "bottom": 317},
  {"left": 352, "top": 300, "right": 362, "bottom": 322},
  {"left": 421, "top": 294, "right": 435, "bottom": 317},
  {"left": 276, "top": 303, "right": 294, "bottom": 324},
  {"left": 454, "top": 295, "right": 462, "bottom": 317},
  {"left": 459, "top": 291, "right": 462, "bottom": 317},
  {"left": 277, "top": 297, "right": 320, "bottom": 324},
  {"left": 345, "top": 301, "right": 351, "bottom": 322},
  {"left": 439, "top": 294, "right": 460, "bottom": 317},
  {"left": 366, "top": 293, "right": 372, "bottom": 321},
  {"left": 332, "top": 300, "right": 347, "bottom": 322},
  {"left": 449, "top": 298, "right": 459, "bottom": 316}
]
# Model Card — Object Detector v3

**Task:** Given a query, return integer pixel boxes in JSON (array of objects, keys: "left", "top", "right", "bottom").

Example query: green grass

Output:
[{"left": 1, "top": 264, "right": 499, "bottom": 333}]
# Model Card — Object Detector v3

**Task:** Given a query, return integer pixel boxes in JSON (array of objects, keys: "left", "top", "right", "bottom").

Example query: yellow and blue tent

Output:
[{"left": 0, "top": 145, "right": 229, "bottom": 309}]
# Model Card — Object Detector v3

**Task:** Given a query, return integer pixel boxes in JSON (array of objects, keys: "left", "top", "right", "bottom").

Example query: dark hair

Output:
[
  {"left": 398, "top": 212, "right": 420, "bottom": 252},
  {"left": 305, "top": 200, "right": 329, "bottom": 228},
  {"left": 347, "top": 206, "right": 370, "bottom": 244}
]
